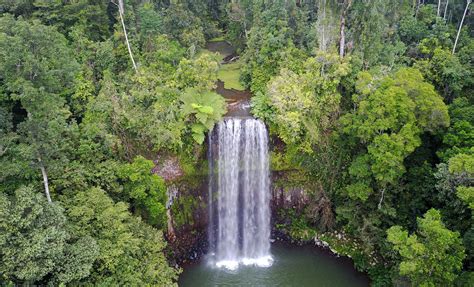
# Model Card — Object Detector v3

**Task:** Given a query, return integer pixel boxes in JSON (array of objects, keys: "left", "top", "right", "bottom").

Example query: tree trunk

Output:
[
  {"left": 437, "top": 0, "right": 441, "bottom": 17},
  {"left": 452, "top": 0, "right": 471, "bottom": 54},
  {"left": 378, "top": 187, "right": 385, "bottom": 210},
  {"left": 117, "top": 0, "right": 138, "bottom": 73},
  {"left": 339, "top": 0, "right": 352, "bottom": 57},
  {"left": 444, "top": 0, "right": 449, "bottom": 20},
  {"left": 38, "top": 157, "right": 52, "bottom": 203},
  {"left": 339, "top": 6, "right": 346, "bottom": 57}
]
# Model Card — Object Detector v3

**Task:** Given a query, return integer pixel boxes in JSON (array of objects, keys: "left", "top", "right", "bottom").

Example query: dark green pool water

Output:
[{"left": 179, "top": 242, "right": 369, "bottom": 287}]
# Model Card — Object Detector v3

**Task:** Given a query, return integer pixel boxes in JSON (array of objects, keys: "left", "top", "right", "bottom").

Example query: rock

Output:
[{"left": 152, "top": 155, "right": 184, "bottom": 182}]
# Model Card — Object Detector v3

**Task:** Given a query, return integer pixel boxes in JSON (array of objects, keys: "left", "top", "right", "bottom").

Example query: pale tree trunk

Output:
[
  {"left": 437, "top": 0, "right": 441, "bottom": 17},
  {"left": 116, "top": 0, "right": 138, "bottom": 73},
  {"left": 38, "top": 157, "right": 52, "bottom": 203},
  {"left": 243, "top": 19, "right": 249, "bottom": 40},
  {"left": 452, "top": 0, "right": 471, "bottom": 54},
  {"left": 339, "top": 5, "right": 345, "bottom": 57},
  {"left": 378, "top": 187, "right": 385, "bottom": 210},
  {"left": 444, "top": 0, "right": 449, "bottom": 20},
  {"left": 339, "top": 0, "right": 352, "bottom": 57}
]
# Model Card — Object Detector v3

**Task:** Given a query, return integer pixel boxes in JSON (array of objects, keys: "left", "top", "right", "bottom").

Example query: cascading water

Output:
[{"left": 208, "top": 117, "right": 273, "bottom": 270}]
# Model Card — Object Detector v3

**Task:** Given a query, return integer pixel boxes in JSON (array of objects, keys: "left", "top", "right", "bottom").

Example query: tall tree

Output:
[
  {"left": 66, "top": 188, "right": 179, "bottom": 285},
  {"left": 387, "top": 209, "right": 466, "bottom": 286},
  {"left": 112, "top": 0, "right": 138, "bottom": 72},
  {"left": 0, "top": 15, "right": 79, "bottom": 202},
  {"left": 0, "top": 186, "right": 98, "bottom": 285},
  {"left": 452, "top": 0, "right": 471, "bottom": 54},
  {"left": 339, "top": 0, "right": 352, "bottom": 57},
  {"left": 341, "top": 68, "right": 449, "bottom": 208}
]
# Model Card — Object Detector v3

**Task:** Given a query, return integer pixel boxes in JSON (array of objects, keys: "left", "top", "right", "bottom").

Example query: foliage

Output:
[
  {"left": 0, "top": 186, "right": 98, "bottom": 285},
  {"left": 0, "top": 14, "right": 79, "bottom": 199},
  {"left": 1, "top": 1, "right": 474, "bottom": 285},
  {"left": 137, "top": 3, "right": 163, "bottom": 41},
  {"left": 240, "top": 2, "right": 293, "bottom": 94},
  {"left": 180, "top": 88, "right": 226, "bottom": 144},
  {"left": 174, "top": 52, "right": 220, "bottom": 90},
  {"left": 347, "top": 0, "right": 409, "bottom": 67},
  {"left": 118, "top": 156, "right": 167, "bottom": 227},
  {"left": 341, "top": 68, "right": 449, "bottom": 203},
  {"left": 65, "top": 188, "right": 179, "bottom": 286},
  {"left": 171, "top": 193, "right": 205, "bottom": 227},
  {"left": 261, "top": 52, "right": 349, "bottom": 151},
  {"left": 438, "top": 97, "right": 474, "bottom": 161},
  {"left": 162, "top": 3, "right": 205, "bottom": 50},
  {"left": 387, "top": 209, "right": 465, "bottom": 286},
  {"left": 415, "top": 47, "right": 470, "bottom": 102},
  {"left": 141, "top": 35, "right": 186, "bottom": 74}
]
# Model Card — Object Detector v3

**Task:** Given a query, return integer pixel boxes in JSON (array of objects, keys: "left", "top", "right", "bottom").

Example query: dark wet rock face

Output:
[
  {"left": 272, "top": 185, "right": 309, "bottom": 211},
  {"left": 166, "top": 169, "right": 312, "bottom": 266},
  {"left": 165, "top": 180, "right": 209, "bottom": 265}
]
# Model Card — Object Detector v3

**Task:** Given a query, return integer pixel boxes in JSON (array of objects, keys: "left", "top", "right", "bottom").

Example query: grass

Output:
[
  {"left": 218, "top": 61, "right": 245, "bottom": 91},
  {"left": 208, "top": 36, "right": 226, "bottom": 43}
]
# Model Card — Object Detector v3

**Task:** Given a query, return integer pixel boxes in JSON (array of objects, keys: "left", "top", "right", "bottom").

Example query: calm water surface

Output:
[{"left": 179, "top": 242, "right": 370, "bottom": 287}]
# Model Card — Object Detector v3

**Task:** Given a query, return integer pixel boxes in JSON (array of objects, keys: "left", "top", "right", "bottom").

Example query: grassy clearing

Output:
[
  {"left": 208, "top": 36, "right": 226, "bottom": 42},
  {"left": 218, "top": 61, "right": 245, "bottom": 91}
]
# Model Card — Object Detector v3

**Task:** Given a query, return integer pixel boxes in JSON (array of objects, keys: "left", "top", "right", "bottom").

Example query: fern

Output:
[{"left": 180, "top": 88, "right": 226, "bottom": 144}]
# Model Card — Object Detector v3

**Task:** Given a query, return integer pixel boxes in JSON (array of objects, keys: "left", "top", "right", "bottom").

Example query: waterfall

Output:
[{"left": 208, "top": 118, "right": 273, "bottom": 270}]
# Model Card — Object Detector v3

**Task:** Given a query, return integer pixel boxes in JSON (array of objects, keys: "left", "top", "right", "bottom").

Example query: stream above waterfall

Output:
[{"left": 179, "top": 241, "right": 370, "bottom": 287}]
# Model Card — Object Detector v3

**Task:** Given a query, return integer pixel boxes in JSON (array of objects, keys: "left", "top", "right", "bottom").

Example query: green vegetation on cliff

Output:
[{"left": 0, "top": 0, "right": 473, "bottom": 285}]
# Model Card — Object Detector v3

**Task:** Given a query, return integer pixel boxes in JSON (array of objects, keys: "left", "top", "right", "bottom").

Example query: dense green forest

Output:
[{"left": 0, "top": 0, "right": 473, "bottom": 286}]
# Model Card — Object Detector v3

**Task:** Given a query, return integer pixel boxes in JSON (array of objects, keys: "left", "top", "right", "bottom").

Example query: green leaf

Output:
[
  {"left": 192, "top": 132, "right": 205, "bottom": 144},
  {"left": 196, "top": 105, "right": 213, "bottom": 115}
]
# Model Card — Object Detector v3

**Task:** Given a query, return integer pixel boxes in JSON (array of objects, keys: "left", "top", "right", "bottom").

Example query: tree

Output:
[
  {"left": 112, "top": 0, "right": 138, "bottom": 72},
  {"left": 451, "top": 151, "right": 474, "bottom": 270},
  {"left": 415, "top": 47, "right": 470, "bottom": 102},
  {"left": 240, "top": 1, "right": 293, "bottom": 94},
  {"left": 174, "top": 52, "right": 220, "bottom": 91},
  {"left": 346, "top": 0, "right": 409, "bottom": 67},
  {"left": 437, "top": 97, "right": 474, "bottom": 161},
  {"left": 28, "top": 0, "right": 112, "bottom": 42},
  {"left": 117, "top": 156, "right": 167, "bottom": 227},
  {"left": 0, "top": 186, "right": 98, "bottom": 285},
  {"left": 341, "top": 68, "right": 449, "bottom": 208},
  {"left": 225, "top": 0, "right": 254, "bottom": 48},
  {"left": 387, "top": 209, "right": 465, "bottom": 286},
  {"left": 162, "top": 3, "right": 206, "bottom": 51},
  {"left": 65, "top": 188, "right": 178, "bottom": 285},
  {"left": 453, "top": 0, "right": 471, "bottom": 54},
  {"left": 0, "top": 15, "right": 79, "bottom": 202},
  {"left": 262, "top": 52, "right": 350, "bottom": 151},
  {"left": 339, "top": 0, "right": 352, "bottom": 57}
]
